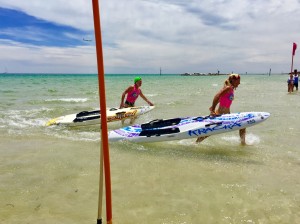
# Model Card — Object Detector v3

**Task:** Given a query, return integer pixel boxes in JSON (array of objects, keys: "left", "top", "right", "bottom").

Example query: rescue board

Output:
[
  {"left": 46, "top": 106, "right": 155, "bottom": 126},
  {"left": 108, "top": 112, "right": 270, "bottom": 143}
]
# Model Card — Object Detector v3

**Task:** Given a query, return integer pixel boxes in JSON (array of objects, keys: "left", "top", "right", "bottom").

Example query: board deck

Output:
[
  {"left": 46, "top": 106, "right": 155, "bottom": 126},
  {"left": 108, "top": 112, "right": 270, "bottom": 143}
]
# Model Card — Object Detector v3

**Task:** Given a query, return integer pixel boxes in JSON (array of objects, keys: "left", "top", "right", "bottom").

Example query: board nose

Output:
[{"left": 258, "top": 112, "right": 270, "bottom": 120}]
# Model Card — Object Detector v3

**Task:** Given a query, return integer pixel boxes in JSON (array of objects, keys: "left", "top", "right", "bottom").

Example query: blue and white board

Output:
[{"left": 108, "top": 112, "right": 270, "bottom": 143}]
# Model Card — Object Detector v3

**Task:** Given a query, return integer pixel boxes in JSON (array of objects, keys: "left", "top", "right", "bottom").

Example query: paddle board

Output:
[
  {"left": 46, "top": 106, "right": 155, "bottom": 126},
  {"left": 108, "top": 112, "right": 270, "bottom": 143}
]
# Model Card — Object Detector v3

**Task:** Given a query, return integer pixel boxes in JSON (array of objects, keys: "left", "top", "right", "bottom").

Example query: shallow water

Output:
[{"left": 0, "top": 73, "right": 299, "bottom": 223}]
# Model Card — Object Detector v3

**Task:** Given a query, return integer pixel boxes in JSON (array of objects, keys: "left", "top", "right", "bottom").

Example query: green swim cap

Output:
[{"left": 134, "top": 76, "right": 142, "bottom": 83}]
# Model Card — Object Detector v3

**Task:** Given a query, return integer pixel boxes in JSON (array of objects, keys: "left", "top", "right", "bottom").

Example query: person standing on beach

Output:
[
  {"left": 287, "top": 73, "right": 294, "bottom": 93},
  {"left": 293, "top": 69, "right": 299, "bottom": 91},
  {"left": 120, "top": 76, "right": 154, "bottom": 108},
  {"left": 196, "top": 73, "right": 246, "bottom": 145}
]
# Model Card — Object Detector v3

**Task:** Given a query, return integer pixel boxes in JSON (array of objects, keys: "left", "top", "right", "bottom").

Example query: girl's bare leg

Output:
[
  {"left": 196, "top": 136, "right": 208, "bottom": 143},
  {"left": 129, "top": 117, "right": 136, "bottom": 124},
  {"left": 239, "top": 128, "right": 246, "bottom": 145}
]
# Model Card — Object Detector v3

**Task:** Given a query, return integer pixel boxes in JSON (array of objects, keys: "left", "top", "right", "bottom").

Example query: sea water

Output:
[{"left": 0, "top": 73, "right": 299, "bottom": 224}]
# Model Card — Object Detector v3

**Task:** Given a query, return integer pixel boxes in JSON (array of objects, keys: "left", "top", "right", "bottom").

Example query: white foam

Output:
[
  {"left": 48, "top": 130, "right": 100, "bottom": 142},
  {"left": 245, "top": 133, "right": 261, "bottom": 145},
  {"left": 166, "top": 101, "right": 176, "bottom": 105},
  {"left": 221, "top": 135, "right": 240, "bottom": 144},
  {"left": 176, "top": 139, "right": 197, "bottom": 146},
  {"left": 221, "top": 133, "right": 260, "bottom": 145},
  {"left": 145, "top": 93, "right": 158, "bottom": 97},
  {"left": 136, "top": 145, "right": 147, "bottom": 151},
  {"left": 0, "top": 108, "right": 55, "bottom": 130},
  {"left": 45, "top": 98, "right": 88, "bottom": 103}
]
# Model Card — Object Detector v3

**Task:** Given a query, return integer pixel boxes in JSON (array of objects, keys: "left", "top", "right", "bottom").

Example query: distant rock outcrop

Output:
[{"left": 180, "top": 72, "right": 227, "bottom": 76}]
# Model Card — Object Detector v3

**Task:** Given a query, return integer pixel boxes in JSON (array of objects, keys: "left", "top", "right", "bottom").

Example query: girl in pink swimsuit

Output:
[
  {"left": 120, "top": 76, "right": 154, "bottom": 108},
  {"left": 124, "top": 84, "right": 141, "bottom": 107},
  {"left": 196, "top": 74, "right": 246, "bottom": 145}
]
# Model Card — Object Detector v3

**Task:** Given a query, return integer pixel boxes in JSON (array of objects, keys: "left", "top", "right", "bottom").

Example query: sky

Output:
[{"left": 0, "top": 0, "right": 300, "bottom": 74}]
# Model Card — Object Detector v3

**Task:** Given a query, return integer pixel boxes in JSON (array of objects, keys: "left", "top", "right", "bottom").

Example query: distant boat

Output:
[{"left": 1, "top": 67, "right": 7, "bottom": 74}]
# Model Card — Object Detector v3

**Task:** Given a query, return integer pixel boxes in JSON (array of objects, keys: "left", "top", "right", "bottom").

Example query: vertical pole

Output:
[
  {"left": 92, "top": 0, "right": 113, "bottom": 223},
  {"left": 291, "top": 42, "right": 297, "bottom": 73},
  {"left": 291, "top": 55, "right": 294, "bottom": 73},
  {"left": 97, "top": 146, "right": 104, "bottom": 224}
]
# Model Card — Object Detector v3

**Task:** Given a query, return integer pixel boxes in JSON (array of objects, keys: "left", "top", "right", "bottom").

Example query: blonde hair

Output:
[{"left": 224, "top": 73, "right": 240, "bottom": 88}]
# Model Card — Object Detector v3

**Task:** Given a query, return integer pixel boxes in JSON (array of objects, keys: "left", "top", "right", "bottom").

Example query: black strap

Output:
[
  {"left": 193, "top": 114, "right": 221, "bottom": 121},
  {"left": 76, "top": 110, "right": 100, "bottom": 117},
  {"left": 73, "top": 115, "right": 100, "bottom": 123},
  {"left": 141, "top": 118, "right": 181, "bottom": 129},
  {"left": 139, "top": 127, "right": 180, "bottom": 137}
]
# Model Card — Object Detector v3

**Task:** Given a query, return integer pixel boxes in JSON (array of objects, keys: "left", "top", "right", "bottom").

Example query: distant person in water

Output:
[
  {"left": 293, "top": 69, "right": 299, "bottom": 91},
  {"left": 120, "top": 76, "right": 154, "bottom": 108},
  {"left": 196, "top": 73, "right": 246, "bottom": 145},
  {"left": 287, "top": 73, "right": 294, "bottom": 93}
]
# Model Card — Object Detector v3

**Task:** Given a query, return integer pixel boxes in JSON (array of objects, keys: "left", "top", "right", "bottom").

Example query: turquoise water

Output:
[{"left": 0, "top": 73, "right": 300, "bottom": 223}]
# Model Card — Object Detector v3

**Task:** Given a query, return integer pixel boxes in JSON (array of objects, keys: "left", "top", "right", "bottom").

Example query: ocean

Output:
[{"left": 0, "top": 73, "right": 299, "bottom": 224}]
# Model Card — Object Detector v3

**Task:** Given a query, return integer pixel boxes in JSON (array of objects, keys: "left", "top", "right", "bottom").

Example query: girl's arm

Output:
[
  {"left": 139, "top": 91, "right": 154, "bottom": 106},
  {"left": 120, "top": 86, "right": 133, "bottom": 108}
]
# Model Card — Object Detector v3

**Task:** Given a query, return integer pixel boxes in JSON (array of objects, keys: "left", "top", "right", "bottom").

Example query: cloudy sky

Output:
[{"left": 0, "top": 0, "right": 300, "bottom": 74}]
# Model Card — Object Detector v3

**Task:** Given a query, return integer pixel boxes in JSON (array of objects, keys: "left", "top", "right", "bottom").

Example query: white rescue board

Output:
[
  {"left": 46, "top": 106, "right": 155, "bottom": 126},
  {"left": 108, "top": 112, "right": 270, "bottom": 143}
]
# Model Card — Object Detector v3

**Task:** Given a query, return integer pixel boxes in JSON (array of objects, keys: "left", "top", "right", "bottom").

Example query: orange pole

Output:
[{"left": 92, "top": 0, "right": 113, "bottom": 224}]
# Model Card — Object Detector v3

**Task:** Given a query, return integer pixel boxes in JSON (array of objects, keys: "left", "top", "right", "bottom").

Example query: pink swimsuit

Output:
[
  {"left": 219, "top": 87, "right": 234, "bottom": 108},
  {"left": 126, "top": 85, "right": 141, "bottom": 104}
]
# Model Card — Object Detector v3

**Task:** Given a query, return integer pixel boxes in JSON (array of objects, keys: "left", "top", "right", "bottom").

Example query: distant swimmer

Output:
[
  {"left": 287, "top": 73, "right": 294, "bottom": 93},
  {"left": 293, "top": 69, "right": 299, "bottom": 91},
  {"left": 83, "top": 38, "right": 92, "bottom": 41}
]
